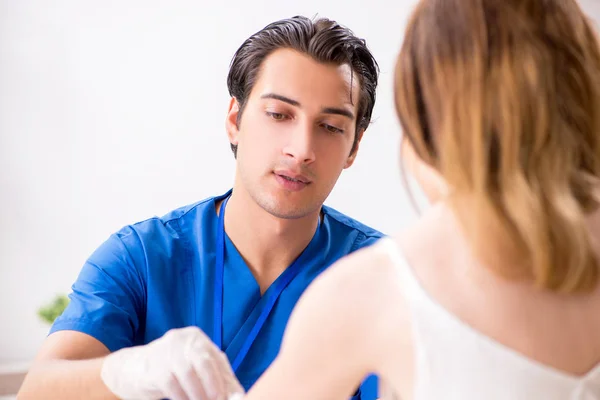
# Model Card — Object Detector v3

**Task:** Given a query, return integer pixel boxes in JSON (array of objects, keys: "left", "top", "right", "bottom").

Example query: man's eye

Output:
[
  {"left": 323, "top": 124, "right": 344, "bottom": 134},
  {"left": 266, "top": 112, "right": 287, "bottom": 121}
]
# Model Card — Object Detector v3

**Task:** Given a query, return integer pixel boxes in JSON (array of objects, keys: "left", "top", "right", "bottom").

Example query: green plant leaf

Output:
[{"left": 38, "top": 294, "right": 70, "bottom": 325}]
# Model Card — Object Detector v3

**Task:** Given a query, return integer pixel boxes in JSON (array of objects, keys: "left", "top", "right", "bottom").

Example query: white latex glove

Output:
[{"left": 100, "top": 326, "right": 245, "bottom": 400}]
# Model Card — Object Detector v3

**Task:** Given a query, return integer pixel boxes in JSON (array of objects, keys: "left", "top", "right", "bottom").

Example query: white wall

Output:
[{"left": 1, "top": 0, "right": 599, "bottom": 363}]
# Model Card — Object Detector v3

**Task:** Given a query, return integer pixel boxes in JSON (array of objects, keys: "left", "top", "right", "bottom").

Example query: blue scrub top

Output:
[{"left": 51, "top": 190, "right": 384, "bottom": 399}]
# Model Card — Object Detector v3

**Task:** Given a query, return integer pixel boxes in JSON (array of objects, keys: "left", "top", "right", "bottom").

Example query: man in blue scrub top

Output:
[{"left": 19, "top": 15, "right": 383, "bottom": 400}]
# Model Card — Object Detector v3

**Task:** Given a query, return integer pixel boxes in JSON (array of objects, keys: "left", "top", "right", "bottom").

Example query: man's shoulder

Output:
[
  {"left": 114, "top": 191, "right": 227, "bottom": 245},
  {"left": 322, "top": 205, "right": 385, "bottom": 248},
  {"left": 152, "top": 195, "right": 217, "bottom": 227}
]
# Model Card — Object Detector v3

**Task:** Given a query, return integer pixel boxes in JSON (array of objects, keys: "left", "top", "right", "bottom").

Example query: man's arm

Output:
[
  {"left": 18, "top": 331, "right": 115, "bottom": 400},
  {"left": 19, "top": 227, "right": 143, "bottom": 399},
  {"left": 19, "top": 327, "right": 245, "bottom": 400},
  {"left": 18, "top": 226, "right": 243, "bottom": 400}
]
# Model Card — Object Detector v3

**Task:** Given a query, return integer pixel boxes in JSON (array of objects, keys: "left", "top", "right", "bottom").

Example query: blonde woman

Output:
[{"left": 242, "top": 0, "right": 600, "bottom": 398}]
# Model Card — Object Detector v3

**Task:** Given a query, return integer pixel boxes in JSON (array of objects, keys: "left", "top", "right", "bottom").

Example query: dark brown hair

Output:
[{"left": 227, "top": 15, "right": 379, "bottom": 157}]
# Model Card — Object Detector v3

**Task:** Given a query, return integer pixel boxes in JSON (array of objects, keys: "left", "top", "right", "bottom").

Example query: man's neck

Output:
[{"left": 219, "top": 187, "right": 320, "bottom": 294}]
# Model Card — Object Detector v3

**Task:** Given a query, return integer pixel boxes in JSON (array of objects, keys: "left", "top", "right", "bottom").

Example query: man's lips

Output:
[{"left": 273, "top": 170, "right": 311, "bottom": 184}]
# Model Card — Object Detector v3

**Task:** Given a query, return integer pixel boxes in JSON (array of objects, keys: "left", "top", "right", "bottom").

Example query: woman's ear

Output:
[{"left": 401, "top": 136, "right": 448, "bottom": 204}]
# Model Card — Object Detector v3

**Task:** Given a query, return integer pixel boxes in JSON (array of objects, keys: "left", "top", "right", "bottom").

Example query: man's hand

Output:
[{"left": 100, "top": 326, "right": 244, "bottom": 400}]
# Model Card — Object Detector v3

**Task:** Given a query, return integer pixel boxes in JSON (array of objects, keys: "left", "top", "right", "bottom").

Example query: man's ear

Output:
[
  {"left": 225, "top": 97, "right": 241, "bottom": 146},
  {"left": 344, "top": 129, "right": 365, "bottom": 169}
]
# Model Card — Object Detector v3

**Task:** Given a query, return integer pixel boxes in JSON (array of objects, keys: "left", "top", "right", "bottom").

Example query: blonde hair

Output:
[{"left": 395, "top": 0, "right": 600, "bottom": 293}]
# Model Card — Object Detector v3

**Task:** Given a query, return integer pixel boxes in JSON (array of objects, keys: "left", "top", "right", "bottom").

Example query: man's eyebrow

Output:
[
  {"left": 321, "top": 107, "right": 354, "bottom": 120},
  {"left": 260, "top": 93, "right": 300, "bottom": 107},
  {"left": 260, "top": 92, "right": 355, "bottom": 119}
]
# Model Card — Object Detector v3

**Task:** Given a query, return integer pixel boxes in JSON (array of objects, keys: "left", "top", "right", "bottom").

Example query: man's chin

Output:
[
  {"left": 264, "top": 206, "right": 313, "bottom": 220},
  {"left": 259, "top": 198, "right": 318, "bottom": 220}
]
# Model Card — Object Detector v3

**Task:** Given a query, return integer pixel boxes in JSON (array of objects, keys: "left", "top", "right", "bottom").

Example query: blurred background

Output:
[{"left": 1, "top": 0, "right": 599, "bottom": 384}]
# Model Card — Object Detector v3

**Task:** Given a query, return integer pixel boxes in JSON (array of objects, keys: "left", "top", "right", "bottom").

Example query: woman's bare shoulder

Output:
[{"left": 316, "top": 237, "right": 415, "bottom": 341}]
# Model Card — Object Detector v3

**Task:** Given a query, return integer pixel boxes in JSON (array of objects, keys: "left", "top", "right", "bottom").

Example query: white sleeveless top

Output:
[{"left": 377, "top": 238, "right": 600, "bottom": 400}]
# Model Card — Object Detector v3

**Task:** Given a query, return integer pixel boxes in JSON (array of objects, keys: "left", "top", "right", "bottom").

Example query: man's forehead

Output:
[{"left": 253, "top": 49, "right": 361, "bottom": 108}]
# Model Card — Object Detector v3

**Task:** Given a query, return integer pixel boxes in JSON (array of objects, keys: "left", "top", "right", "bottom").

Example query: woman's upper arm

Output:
[{"left": 245, "top": 248, "right": 391, "bottom": 400}]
